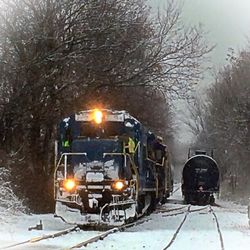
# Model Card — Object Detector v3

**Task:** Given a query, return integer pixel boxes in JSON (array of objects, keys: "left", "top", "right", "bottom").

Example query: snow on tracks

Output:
[
  {"left": 160, "top": 204, "right": 225, "bottom": 250},
  {"left": 0, "top": 226, "right": 79, "bottom": 250}
]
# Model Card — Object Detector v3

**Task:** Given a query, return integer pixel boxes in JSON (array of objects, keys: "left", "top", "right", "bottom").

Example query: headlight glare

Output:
[
  {"left": 113, "top": 180, "right": 126, "bottom": 191},
  {"left": 63, "top": 179, "right": 76, "bottom": 192}
]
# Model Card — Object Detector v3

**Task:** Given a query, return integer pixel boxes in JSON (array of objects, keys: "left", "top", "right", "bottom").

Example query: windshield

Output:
[
  {"left": 72, "top": 138, "right": 122, "bottom": 161},
  {"left": 79, "top": 121, "right": 125, "bottom": 138},
  {"left": 70, "top": 139, "right": 124, "bottom": 179}
]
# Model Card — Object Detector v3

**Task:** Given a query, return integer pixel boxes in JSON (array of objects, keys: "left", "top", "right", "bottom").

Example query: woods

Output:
[
  {"left": 184, "top": 48, "right": 250, "bottom": 199},
  {"left": 0, "top": 0, "right": 211, "bottom": 211}
]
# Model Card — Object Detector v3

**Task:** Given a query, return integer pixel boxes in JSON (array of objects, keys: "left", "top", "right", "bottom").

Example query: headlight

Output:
[
  {"left": 93, "top": 109, "right": 103, "bottom": 124},
  {"left": 112, "top": 180, "right": 126, "bottom": 191},
  {"left": 63, "top": 179, "right": 76, "bottom": 192}
]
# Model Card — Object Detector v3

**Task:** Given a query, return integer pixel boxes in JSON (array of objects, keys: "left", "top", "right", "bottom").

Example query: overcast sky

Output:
[
  {"left": 149, "top": 0, "right": 250, "bottom": 143},
  {"left": 150, "top": 0, "right": 250, "bottom": 68}
]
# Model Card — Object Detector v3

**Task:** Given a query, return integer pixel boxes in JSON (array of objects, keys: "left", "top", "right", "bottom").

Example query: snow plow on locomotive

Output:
[
  {"left": 54, "top": 109, "right": 173, "bottom": 227},
  {"left": 182, "top": 149, "right": 219, "bottom": 205}
]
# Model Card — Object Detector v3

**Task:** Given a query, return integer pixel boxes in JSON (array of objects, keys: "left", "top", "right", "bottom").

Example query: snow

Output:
[
  {"left": 1, "top": 185, "right": 250, "bottom": 249},
  {"left": 73, "top": 160, "right": 119, "bottom": 180},
  {"left": 86, "top": 172, "right": 104, "bottom": 182}
]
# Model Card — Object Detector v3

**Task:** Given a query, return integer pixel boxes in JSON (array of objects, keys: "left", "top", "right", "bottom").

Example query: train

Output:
[
  {"left": 54, "top": 109, "right": 173, "bottom": 226},
  {"left": 182, "top": 149, "right": 219, "bottom": 205}
]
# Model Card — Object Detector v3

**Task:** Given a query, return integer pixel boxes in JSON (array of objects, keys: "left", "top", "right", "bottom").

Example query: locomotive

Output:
[
  {"left": 54, "top": 109, "right": 173, "bottom": 226},
  {"left": 182, "top": 149, "right": 219, "bottom": 205}
]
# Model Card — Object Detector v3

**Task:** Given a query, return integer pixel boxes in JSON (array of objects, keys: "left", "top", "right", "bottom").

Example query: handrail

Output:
[
  {"left": 103, "top": 152, "right": 129, "bottom": 172},
  {"left": 103, "top": 152, "right": 139, "bottom": 200},
  {"left": 55, "top": 152, "right": 87, "bottom": 177},
  {"left": 134, "top": 141, "right": 140, "bottom": 153},
  {"left": 103, "top": 152, "right": 124, "bottom": 157},
  {"left": 54, "top": 152, "right": 87, "bottom": 199}
]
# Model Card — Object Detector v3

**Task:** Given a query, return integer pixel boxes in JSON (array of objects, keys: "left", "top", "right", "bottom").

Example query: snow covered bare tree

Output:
[
  {"left": 190, "top": 47, "right": 250, "bottom": 198},
  {"left": 0, "top": 166, "right": 27, "bottom": 221},
  {"left": 0, "top": 0, "right": 212, "bottom": 211}
]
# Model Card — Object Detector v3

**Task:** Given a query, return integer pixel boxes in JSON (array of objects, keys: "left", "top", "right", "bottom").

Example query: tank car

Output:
[
  {"left": 182, "top": 149, "right": 219, "bottom": 205},
  {"left": 54, "top": 109, "right": 173, "bottom": 226}
]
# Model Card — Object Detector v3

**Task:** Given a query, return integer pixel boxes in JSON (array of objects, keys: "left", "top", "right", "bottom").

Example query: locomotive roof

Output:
[
  {"left": 74, "top": 109, "right": 141, "bottom": 124},
  {"left": 60, "top": 109, "right": 160, "bottom": 142}
]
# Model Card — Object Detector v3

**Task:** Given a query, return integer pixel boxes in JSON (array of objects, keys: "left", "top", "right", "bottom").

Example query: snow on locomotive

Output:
[
  {"left": 54, "top": 109, "right": 173, "bottom": 226},
  {"left": 182, "top": 149, "right": 219, "bottom": 205}
]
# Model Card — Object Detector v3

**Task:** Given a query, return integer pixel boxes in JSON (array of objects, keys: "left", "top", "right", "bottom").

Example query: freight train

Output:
[
  {"left": 54, "top": 109, "right": 173, "bottom": 226},
  {"left": 182, "top": 149, "right": 219, "bottom": 205}
]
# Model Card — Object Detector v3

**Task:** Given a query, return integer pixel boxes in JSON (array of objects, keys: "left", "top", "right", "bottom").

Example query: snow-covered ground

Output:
[{"left": 0, "top": 186, "right": 250, "bottom": 250}]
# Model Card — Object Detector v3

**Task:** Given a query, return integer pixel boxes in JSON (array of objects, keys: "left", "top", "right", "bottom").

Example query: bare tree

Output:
[
  {"left": 191, "top": 47, "right": 250, "bottom": 198},
  {"left": 0, "top": 0, "right": 212, "bottom": 211},
  {"left": 179, "top": 96, "right": 208, "bottom": 138},
  {"left": 0, "top": 166, "right": 27, "bottom": 220},
  {"left": 95, "top": 86, "right": 174, "bottom": 141}
]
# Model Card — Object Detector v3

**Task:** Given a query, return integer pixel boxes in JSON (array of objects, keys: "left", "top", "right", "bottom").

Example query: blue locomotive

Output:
[
  {"left": 54, "top": 109, "right": 173, "bottom": 226},
  {"left": 182, "top": 149, "right": 219, "bottom": 205}
]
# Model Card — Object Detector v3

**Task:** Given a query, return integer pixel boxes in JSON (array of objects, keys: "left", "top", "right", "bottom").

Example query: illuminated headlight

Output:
[
  {"left": 63, "top": 179, "right": 76, "bottom": 192},
  {"left": 93, "top": 109, "right": 103, "bottom": 124},
  {"left": 112, "top": 180, "right": 126, "bottom": 191}
]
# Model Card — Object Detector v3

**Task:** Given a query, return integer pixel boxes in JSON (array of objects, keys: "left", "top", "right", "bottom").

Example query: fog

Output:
[
  {"left": 150, "top": 0, "right": 250, "bottom": 67},
  {"left": 149, "top": 0, "right": 250, "bottom": 144}
]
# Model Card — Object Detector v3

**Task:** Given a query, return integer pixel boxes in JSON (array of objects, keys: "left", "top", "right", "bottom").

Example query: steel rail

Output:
[
  {"left": 67, "top": 216, "right": 152, "bottom": 249},
  {"left": 162, "top": 205, "right": 191, "bottom": 250},
  {"left": 209, "top": 205, "right": 225, "bottom": 250},
  {"left": 0, "top": 226, "right": 79, "bottom": 250}
]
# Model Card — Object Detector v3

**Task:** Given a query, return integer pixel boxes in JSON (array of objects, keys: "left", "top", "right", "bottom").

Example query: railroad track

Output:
[
  {"left": 172, "top": 186, "right": 181, "bottom": 194},
  {"left": 65, "top": 227, "right": 119, "bottom": 249},
  {"left": 157, "top": 205, "right": 209, "bottom": 218},
  {"left": 0, "top": 225, "right": 79, "bottom": 249},
  {"left": 161, "top": 205, "right": 192, "bottom": 250},
  {"left": 0, "top": 203, "right": 225, "bottom": 250},
  {"left": 161, "top": 204, "right": 225, "bottom": 250},
  {"left": 209, "top": 205, "right": 225, "bottom": 250},
  {"left": 72, "top": 204, "right": 223, "bottom": 250},
  {"left": 0, "top": 216, "right": 152, "bottom": 250},
  {"left": 69, "top": 204, "right": 224, "bottom": 250},
  {"left": 155, "top": 205, "right": 189, "bottom": 214},
  {"left": 66, "top": 216, "right": 152, "bottom": 249}
]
